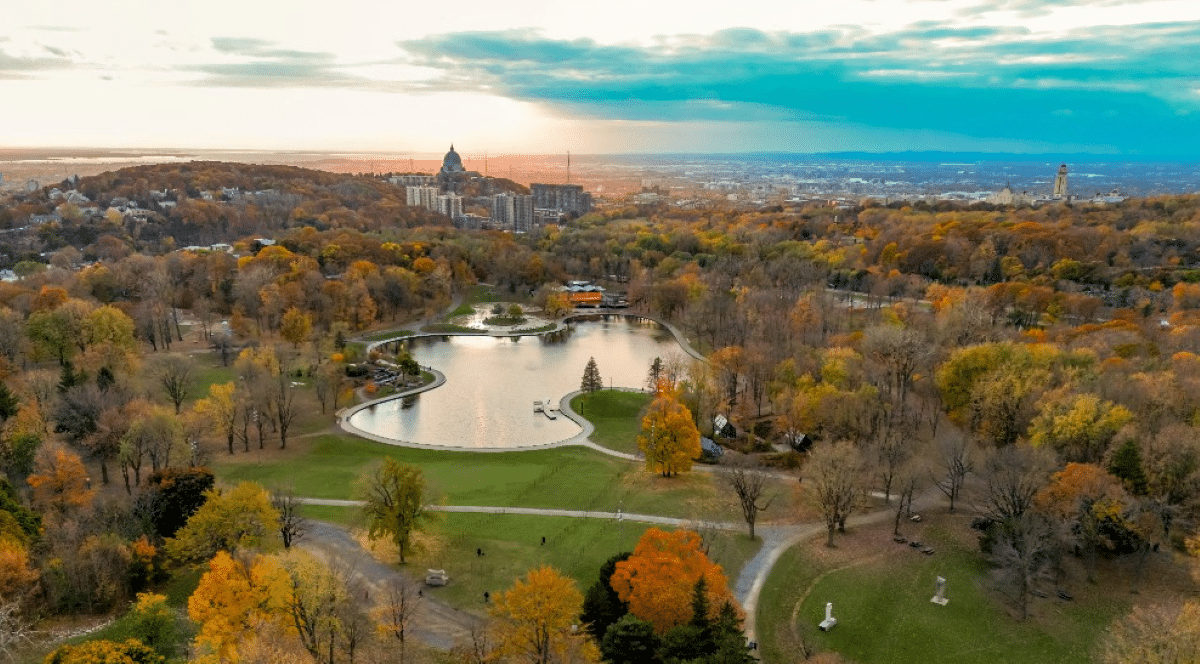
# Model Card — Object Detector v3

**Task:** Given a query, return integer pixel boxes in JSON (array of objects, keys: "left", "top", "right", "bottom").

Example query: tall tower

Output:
[{"left": 1053, "top": 164, "right": 1069, "bottom": 199}]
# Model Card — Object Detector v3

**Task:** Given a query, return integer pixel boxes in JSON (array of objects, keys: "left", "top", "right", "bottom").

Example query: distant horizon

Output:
[{"left": 4, "top": 147, "right": 1200, "bottom": 163}]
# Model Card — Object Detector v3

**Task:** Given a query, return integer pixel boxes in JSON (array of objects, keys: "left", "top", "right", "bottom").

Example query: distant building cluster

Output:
[{"left": 398, "top": 146, "right": 593, "bottom": 231}]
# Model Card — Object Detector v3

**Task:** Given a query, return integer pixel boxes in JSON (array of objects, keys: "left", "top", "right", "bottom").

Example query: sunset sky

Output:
[{"left": 3, "top": 0, "right": 1199, "bottom": 155}]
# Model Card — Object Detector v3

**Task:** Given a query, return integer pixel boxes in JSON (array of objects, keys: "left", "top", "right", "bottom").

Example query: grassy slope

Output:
[
  {"left": 572, "top": 390, "right": 650, "bottom": 455},
  {"left": 300, "top": 505, "right": 761, "bottom": 613},
  {"left": 757, "top": 520, "right": 1130, "bottom": 664}
]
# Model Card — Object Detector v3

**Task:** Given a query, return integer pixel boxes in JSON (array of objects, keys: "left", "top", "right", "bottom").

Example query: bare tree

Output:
[
  {"left": 451, "top": 621, "right": 497, "bottom": 664},
  {"left": 932, "top": 432, "right": 973, "bottom": 512},
  {"left": 271, "top": 486, "right": 308, "bottom": 548},
  {"left": 274, "top": 363, "right": 299, "bottom": 450},
  {"left": 156, "top": 355, "right": 195, "bottom": 414},
  {"left": 976, "top": 444, "right": 1056, "bottom": 524},
  {"left": 892, "top": 458, "right": 926, "bottom": 536},
  {"left": 721, "top": 458, "right": 776, "bottom": 539},
  {"left": 0, "top": 599, "right": 36, "bottom": 661},
  {"left": 806, "top": 441, "right": 865, "bottom": 547},
  {"left": 378, "top": 578, "right": 423, "bottom": 664},
  {"left": 990, "top": 512, "right": 1059, "bottom": 620}
]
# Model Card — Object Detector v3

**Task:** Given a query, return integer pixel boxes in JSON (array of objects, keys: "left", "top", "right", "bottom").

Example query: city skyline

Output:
[{"left": 3, "top": 0, "right": 1199, "bottom": 156}]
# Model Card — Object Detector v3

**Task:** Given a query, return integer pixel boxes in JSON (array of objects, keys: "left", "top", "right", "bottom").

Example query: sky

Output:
[{"left": 2, "top": 0, "right": 1199, "bottom": 155}]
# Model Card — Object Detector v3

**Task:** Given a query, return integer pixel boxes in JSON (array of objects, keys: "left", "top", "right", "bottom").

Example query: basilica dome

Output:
[{"left": 441, "top": 145, "right": 465, "bottom": 173}]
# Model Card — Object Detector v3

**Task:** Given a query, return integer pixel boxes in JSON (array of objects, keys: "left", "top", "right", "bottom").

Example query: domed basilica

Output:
[{"left": 436, "top": 145, "right": 478, "bottom": 194}]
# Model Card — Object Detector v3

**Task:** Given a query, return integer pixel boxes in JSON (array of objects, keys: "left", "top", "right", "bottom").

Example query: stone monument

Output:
[
  {"left": 819, "top": 602, "right": 838, "bottom": 631},
  {"left": 931, "top": 576, "right": 948, "bottom": 605}
]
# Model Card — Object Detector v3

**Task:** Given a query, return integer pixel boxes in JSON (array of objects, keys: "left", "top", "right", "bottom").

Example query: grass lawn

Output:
[
  {"left": 573, "top": 390, "right": 650, "bottom": 455},
  {"left": 757, "top": 516, "right": 1132, "bottom": 664},
  {"left": 299, "top": 506, "right": 761, "bottom": 615},
  {"left": 191, "top": 357, "right": 237, "bottom": 401},
  {"left": 360, "top": 329, "right": 415, "bottom": 342},
  {"left": 447, "top": 285, "right": 509, "bottom": 318},
  {"left": 214, "top": 434, "right": 745, "bottom": 521}
]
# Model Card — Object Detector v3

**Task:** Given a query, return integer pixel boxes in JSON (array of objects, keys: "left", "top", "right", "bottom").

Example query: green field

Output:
[
  {"left": 215, "top": 434, "right": 738, "bottom": 521},
  {"left": 572, "top": 390, "right": 650, "bottom": 454},
  {"left": 757, "top": 523, "right": 1129, "bottom": 664},
  {"left": 298, "top": 506, "right": 760, "bottom": 613}
]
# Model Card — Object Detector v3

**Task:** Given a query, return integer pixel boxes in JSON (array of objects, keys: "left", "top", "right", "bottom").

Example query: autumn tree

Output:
[
  {"left": 1036, "top": 463, "right": 1131, "bottom": 582},
  {"left": 280, "top": 307, "right": 313, "bottom": 349},
  {"left": 609, "top": 528, "right": 737, "bottom": 635},
  {"left": 581, "top": 357, "right": 602, "bottom": 394},
  {"left": 283, "top": 551, "right": 372, "bottom": 664},
  {"left": 27, "top": 445, "right": 95, "bottom": 521},
  {"left": 806, "top": 441, "right": 865, "bottom": 547},
  {"left": 1027, "top": 392, "right": 1133, "bottom": 463},
  {"left": 188, "top": 550, "right": 291, "bottom": 662},
  {"left": 721, "top": 458, "right": 775, "bottom": 539},
  {"left": 194, "top": 381, "right": 239, "bottom": 455},
  {"left": 166, "top": 482, "right": 280, "bottom": 563},
  {"left": 491, "top": 565, "right": 599, "bottom": 664},
  {"left": 637, "top": 388, "right": 701, "bottom": 477},
  {"left": 44, "top": 639, "right": 165, "bottom": 664},
  {"left": 1100, "top": 601, "right": 1200, "bottom": 664},
  {"left": 360, "top": 459, "right": 428, "bottom": 564}
]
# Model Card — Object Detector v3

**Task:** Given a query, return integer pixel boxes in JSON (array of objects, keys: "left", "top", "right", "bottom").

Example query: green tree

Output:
[
  {"left": 360, "top": 459, "right": 428, "bottom": 564},
  {"left": 0, "top": 384, "right": 17, "bottom": 423},
  {"left": 580, "top": 552, "right": 631, "bottom": 641},
  {"left": 599, "top": 615, "right": 659, "bottom": 664},
  {"left": 582, "top": 357, "right": 602, "bottom": 394},
  {"left": 1108, "top": 439, "right": 1149, "bottom": 496},
  {"left": 135, "top": 467, "right": 215, "bottom": 539}
]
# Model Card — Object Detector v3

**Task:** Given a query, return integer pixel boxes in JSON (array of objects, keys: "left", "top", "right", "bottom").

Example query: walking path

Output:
[{"left": 300, "top": 487, "right": 947, "bottom": 649}]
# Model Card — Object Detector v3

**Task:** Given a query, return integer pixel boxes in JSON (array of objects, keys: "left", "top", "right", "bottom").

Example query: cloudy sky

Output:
[{"left": 3, "top": 0, "right": 1198, "bottom": 155}]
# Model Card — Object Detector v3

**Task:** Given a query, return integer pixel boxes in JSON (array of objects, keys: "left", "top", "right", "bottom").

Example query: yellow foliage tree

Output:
[
  {"left": 1028, "top": 392, "right": 1133, "bottom": 463},
  {"left": 491, "top": 565, "right": 599, "bottom": 664},
  {"left": 637, "top": 390, "right": 701, "bottom": 478},
  {"left": 609, "top": 528, "right": 738, "bottom": 635},
  {"left": 194, "top": 382, "right": 238, "bottom": 455},
  {"left": 279, "top": 307, "right": 313, "bottom": 349},
  {"left": 166, "top": 482, "right": 280, "bottom": 564},
  {"left": 188, "top": 550, "right": 291, "bottom": 662},
  {"left": 0, "top": 538, "right": 38, "bottom": 599}
]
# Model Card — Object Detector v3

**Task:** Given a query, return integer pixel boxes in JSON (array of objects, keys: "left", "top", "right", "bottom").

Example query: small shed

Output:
[{"left": 787, "top": 432, "right": 813, "bottom": 453}]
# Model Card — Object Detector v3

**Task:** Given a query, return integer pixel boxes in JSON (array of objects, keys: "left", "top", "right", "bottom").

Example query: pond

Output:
[{"left": 346, "top": 316, "right": 687, "bottom": 449}]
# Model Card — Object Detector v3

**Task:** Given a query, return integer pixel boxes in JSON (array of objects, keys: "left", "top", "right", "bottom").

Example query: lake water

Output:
[{"left": 347, "top": 316, "right": 685, "bottom": 449}]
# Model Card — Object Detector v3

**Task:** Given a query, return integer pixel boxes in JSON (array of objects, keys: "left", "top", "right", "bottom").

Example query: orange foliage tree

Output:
[
  {"left": 27, "top": 446, "right": 94, "bottom": 519},
  {"left": 188, "top": 550, "right": 291, "bottom": 662},
  {"left": 609, "top": 528, "right": 738, "bottom": 634},
  {"left": 636, "top": 386, "right": 701, "bottom": 478}
]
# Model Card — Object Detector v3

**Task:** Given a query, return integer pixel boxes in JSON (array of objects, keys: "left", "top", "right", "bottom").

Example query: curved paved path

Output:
[{"left": 301, "top": 488, "right": 946, "bottom": 648}]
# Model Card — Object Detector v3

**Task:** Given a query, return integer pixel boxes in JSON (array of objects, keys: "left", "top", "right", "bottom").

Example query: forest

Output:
[{"left": 0, "top": 160, "right": 1198, "bottom": 663}]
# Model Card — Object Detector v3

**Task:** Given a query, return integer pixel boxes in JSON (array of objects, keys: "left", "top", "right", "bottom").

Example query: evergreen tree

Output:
[
  {"left": 646, "top": 357, "right": 663, "bottom": 391},
  {"left": 1108, "top": 439, "right": 1148, "bottom": 496},
  {"left": 581, "top": 551, "right": 631, "bottom": 641},
  {"left": 600, "top": 615, "right": 660, "bottom": 664},
  {"left": 0, "top": 383, "right": 18, "bottom": 422},
  {"left": 582, "top": 356, "right": 603, "bottom": 393}
]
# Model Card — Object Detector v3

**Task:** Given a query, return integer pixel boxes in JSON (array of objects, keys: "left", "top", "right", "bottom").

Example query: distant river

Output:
[{"left": 347, "top": 315, "right": 684, "bottom": 449}]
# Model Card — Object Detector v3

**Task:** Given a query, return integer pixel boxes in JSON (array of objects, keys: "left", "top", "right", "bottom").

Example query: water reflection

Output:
[{"left": 348, "top": 316, "right": 682, "bottom": 449}]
